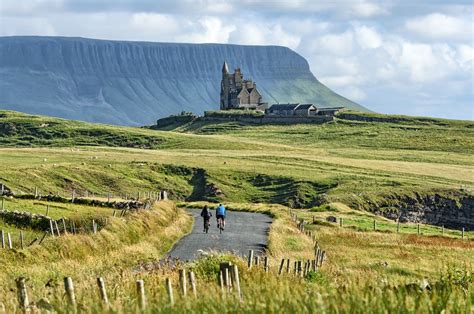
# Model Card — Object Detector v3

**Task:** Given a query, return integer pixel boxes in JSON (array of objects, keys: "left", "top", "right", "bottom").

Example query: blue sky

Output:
[{"left": 1, "top": 0, "right": 473, "bottom": 119}]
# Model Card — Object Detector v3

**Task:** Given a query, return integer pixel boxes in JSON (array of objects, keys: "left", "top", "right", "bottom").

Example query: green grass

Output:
[{"left": 0, "top": 109, "right": 473, "bottom": 312}]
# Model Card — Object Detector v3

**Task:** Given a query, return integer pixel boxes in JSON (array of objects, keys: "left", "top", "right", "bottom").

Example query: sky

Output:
[{"left": 1, "top": 0, "right": 473, "bottom": 119}]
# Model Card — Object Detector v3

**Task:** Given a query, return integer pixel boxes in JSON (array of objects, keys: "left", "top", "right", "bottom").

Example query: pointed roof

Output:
[{"left": 222, "top": 61, "right": 229, "bottom": 73}]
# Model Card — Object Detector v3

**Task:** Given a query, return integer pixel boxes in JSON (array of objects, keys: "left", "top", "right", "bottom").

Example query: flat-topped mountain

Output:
[{"left": 0, "top": 36, "right": 367, "bottom": 125}]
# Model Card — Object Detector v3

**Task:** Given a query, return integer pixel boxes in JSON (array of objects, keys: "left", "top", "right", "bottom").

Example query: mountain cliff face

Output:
[{"left": 0, "top": 36, "right": 366, "bottom": 125}]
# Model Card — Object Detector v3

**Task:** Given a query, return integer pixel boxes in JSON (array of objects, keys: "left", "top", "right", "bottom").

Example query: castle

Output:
[{"left": 220, "top": 61, "right": 265, "bottom": 110}]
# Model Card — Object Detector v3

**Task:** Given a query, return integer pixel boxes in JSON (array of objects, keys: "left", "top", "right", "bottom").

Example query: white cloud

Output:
[
  {"left": 405, "top": 13, "right": 473, "bottom": 41},
  {"left": 354, "top": 26, "right": 382, "bottom": 49},
  {"left": 0, "top": 0, "right": 64, "bottom": 15},
  {"left": 0, "top": 17, "right": 56, "bottom": 36},
  {"left": 310, "top": 31, "right": 354, "bottom": 56},
  {"left": 176, "top": 17, "right": 235, "bottom": 43},
  {"left": 337, "top": 86, "right": 367, "bottom": 101},
  {"left": 131, "top": 13, "right": 181, "bottom": 34},
  {"left": 351, "top": 1, "right": 388, "bottom": 18},
  {"left": 319, "top": 75, "right": 363, "bottom": 87},
  {"left": 399, "top": 42, "right": 461, "bottom": 82},
  {"left": 228, "top": 22, "right": 300, "bottom": 49},
  {"left": 457, "top": 44, "right": 474, "bottom": 67}
]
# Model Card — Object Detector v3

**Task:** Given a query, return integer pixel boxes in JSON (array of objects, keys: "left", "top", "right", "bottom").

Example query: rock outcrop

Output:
[{"left": 356, "top": 192, "right": 474, "bottom": 231}]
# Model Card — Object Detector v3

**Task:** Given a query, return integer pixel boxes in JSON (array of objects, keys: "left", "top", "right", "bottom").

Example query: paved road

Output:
[{"left": 168, "top": 208, "right": 273, "bottom": 261}]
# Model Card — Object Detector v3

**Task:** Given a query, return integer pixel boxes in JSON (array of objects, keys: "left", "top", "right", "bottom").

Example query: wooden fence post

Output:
[
  {"left": 320, "top": 251, "right": 326, "bottom": 267},
  {"left": 278, "top": 259, "right": 285, "bottom": 275},
  {"left": 20, "top": 231, "right": 24, "bottom": 250},
  {"left": 218, "top": 271, "right": 225, "bottom": 296},
  {"left": 373, "top": 219, "right": 376, "bottom": 231},
  {"left": 188, "top": 271, "right": 197, "bottom": 298},
  {"left": 61, "top": 217, "right": 67, "bottom": 235},
  {"left": 64, "top": 277, "right": 77, "bottom": 312},
  {"left": 286, "top": 259, "right": 290, "bottom": 274},
  {"left": 442, "top": 225, "right": 445, "bottom": 236},
  {"left": 72, "top": 221, "right": 77, "bottom": 234},
  {"left": 28, "top": 237, "right": 38, "bottom": 247},
  {"left": 224, "top": 267, "right": 231, "bottom": 292},
  {"left": 49, "top": 220, "right": 55, "bottom": 238},
  {"left": 231, "top": 265, "right": 242, "bottom": 302},
  {"left": 462, "top": 228, "right": 464, "bottom": 240},
  {"left": 16, "top": 277, "right": 29, "bottom": 311},
  {"left": 417, "top": 223, "right": 420, "bottom": 235},
  {"left": 45, "top": 205, "right": 50, "bottom": 217},
  {"left": 54, "top": 220, "right": 60, "bottom": 237},
  {"left": 97, "top": 277, "right": 109, "bottom": 306},
  {"left": 7, "top": 233, "right": 12, "bottom": 249},
  {"left": 1, "top": 230, "right": 5, "bottom": 249},
  {"left": 136, "top": 280, "right": 146, "bottom": 310},
  {"left": 340, "top": 217, "right": 343, "bottom": 227},
  {"left": 264, "top": 256, "right": 269, "bottom": 273},
  {"left": 247, "top": 250, "right": 254, "bottom": 269},
  {"left": 297, "top": 261, "right": 303, "bottom": 277},
  {"left": 254, "top": 256, "right": 260, "bottom": 266},
  {"left": 179, "top": 269, "right": 187, "bottom": 297},
  {"left": 166, "top": 278, "right": 174, "bottom": 305},
  {"left": 38, "top": 232, "right": 48, "bottom": 245}
]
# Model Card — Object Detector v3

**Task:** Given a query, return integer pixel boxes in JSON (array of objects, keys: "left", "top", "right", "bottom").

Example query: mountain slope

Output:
[{"left": 0, "top": 36, "right": 367, "bottom": 125}]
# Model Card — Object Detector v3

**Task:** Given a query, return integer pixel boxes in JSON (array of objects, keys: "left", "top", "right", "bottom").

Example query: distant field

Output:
[{"left": 1, "top": 109, "right": 472, "bottom": 206}]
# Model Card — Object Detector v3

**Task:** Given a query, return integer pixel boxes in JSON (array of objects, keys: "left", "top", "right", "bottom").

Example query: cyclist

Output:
[
  {"left": 200, "top": 205, "right": 212, "bottom": 233},
  {"left": 216, "top": 203, "right": 226, "bottom": 230}
]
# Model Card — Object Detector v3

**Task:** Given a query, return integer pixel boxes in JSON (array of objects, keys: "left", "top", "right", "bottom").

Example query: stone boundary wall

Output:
[
  {"left": 14, "top": 194, "right": 148, "bottom": 209},
  {"left": 0, "top": 209, "right": 51, "bottom": 231},
  {"left": 201, "top": 115, "right": 333, "bottom": 124}
]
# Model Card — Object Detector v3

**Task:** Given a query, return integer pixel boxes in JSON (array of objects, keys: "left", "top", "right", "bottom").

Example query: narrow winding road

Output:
[{"left": 168, "top": 208, "right": 273, "bottom": 261}]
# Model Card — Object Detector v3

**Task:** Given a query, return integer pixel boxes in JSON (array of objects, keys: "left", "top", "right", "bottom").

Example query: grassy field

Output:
[{"left": 0, "top": 110, "right": 473, "bottom": 312}]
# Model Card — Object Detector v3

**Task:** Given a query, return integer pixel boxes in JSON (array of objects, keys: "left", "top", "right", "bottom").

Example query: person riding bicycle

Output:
[
  {"left": 216, "top": 203, "right": 226, "bottom": 230},
  {"left": 200, "top": 205, "right": 212, "bottom": 233}
]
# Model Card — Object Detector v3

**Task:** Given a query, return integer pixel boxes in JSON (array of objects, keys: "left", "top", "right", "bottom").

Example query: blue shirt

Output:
[{"left": 216, "top": 205, "right": 226, "bottom": 217}]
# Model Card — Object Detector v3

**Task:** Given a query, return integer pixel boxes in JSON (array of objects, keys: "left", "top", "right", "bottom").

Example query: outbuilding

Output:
[
  {"left": 266, "top": 103, "right": 300, "bottom": 116},
  {"left": 294, "top": 104, "right": 318, "bottom": 116},
  {"left": 316, "top": 107, "right": 344, "bottom": 116}
]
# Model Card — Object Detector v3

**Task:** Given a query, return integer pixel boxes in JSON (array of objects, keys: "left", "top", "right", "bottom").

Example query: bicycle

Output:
[
  {"left": 204, "top": 219, "right": 211, "bottom": 233},
  {"left": 217, "top": 217, "right": 224, "bottom": 234}
]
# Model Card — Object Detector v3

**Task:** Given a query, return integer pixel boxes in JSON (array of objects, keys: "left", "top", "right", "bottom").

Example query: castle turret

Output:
[
  {"left": 220, "top": 61, "right": 229, "bottom": 109},
  {"left": 222, "top": 61, "right": 229, "bottom": 75}
]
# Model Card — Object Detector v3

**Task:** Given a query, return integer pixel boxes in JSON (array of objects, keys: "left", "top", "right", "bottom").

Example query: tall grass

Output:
[{"left": 1, "top": 255, "right": 471, "bottom": 313}]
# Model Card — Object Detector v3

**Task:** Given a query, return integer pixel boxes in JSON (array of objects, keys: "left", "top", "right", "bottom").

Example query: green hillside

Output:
[
  {"left": 0, "top": 110, "right": 472, "bottom": 312},
  {"left": 1, "top": 109, "right": 473, "bottom": 205}
]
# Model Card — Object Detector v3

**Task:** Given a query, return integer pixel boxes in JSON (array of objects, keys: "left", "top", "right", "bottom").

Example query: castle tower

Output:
[{"left": 220, "top": 61, "right": 229, "bottom": 110}]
